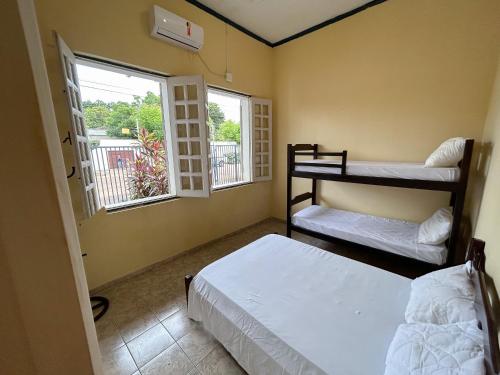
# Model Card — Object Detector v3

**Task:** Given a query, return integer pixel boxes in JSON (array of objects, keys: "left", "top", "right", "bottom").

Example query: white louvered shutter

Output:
[
  {"left": 251, "top": 98, "right": 272, "bottom": 181},
  {"left": 166, "top": 75, "right": 211, "bottom": 197},
  {"left": 57, "top": 35, "right": 100, "bottom": 217}
]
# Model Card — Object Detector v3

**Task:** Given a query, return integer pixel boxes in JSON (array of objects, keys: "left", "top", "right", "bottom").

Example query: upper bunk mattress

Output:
[
  {"left": 292, "top": 205, "right": 447, "bottom": 265},
  {"left": 188, "top": 234, "right": 411, "bottom": 375},
  {"left": 295, "top": 160, "right": 460, "bottom": 181}
]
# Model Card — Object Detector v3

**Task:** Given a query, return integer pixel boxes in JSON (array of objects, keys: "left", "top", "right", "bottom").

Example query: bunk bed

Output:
[{"left": 286, "top": 139, "right": 474, "bottom": 268}]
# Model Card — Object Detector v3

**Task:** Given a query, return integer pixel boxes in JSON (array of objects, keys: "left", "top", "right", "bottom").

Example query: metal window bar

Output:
[{"left": 90, "top": 144, "right": 243, "bottom": 207}]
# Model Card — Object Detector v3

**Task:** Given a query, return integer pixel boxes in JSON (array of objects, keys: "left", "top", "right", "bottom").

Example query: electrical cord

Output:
[
  {"left": 194, "top": 22, "right": 230, "bottom": 79},
  {"left": 196, "top": 52, "right": 225, "bottom": 78}
]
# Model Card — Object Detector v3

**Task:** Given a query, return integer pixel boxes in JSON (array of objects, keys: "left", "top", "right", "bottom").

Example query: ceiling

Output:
[{"left": 189, "top": 0, "right": 380, "bottom": 45}]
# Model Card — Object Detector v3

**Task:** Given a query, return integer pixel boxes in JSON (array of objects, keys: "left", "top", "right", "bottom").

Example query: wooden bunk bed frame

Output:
[{"left": 286, "top": 139, "right": 474, "bottom": 268}]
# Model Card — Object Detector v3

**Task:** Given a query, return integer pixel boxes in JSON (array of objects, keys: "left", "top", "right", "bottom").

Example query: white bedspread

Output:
[
  {"left": 188, "top": 234, "right": 411, "bottom": 375},
  {"left": 295, "top": 160, "right": 460, "bottom": 182},
  {"left": 292, "top": 205, "right": 447, "bottom": 265}
]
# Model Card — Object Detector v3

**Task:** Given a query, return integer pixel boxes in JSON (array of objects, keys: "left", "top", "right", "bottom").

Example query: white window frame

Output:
[
  {"left": 57, "top": 35, "right": 101, "bottom": 218},
  {"left": 207, "top": 87, "right": 252, "bottom": 190},
  {"left": 166, "top": 75, "right": 211, "bottom": 198},
  {"left": 251, "top": 97, "right": 272, "bottom": 182},
  {"left": 73, "top": 57, "right": 177, "bottom": 210}
]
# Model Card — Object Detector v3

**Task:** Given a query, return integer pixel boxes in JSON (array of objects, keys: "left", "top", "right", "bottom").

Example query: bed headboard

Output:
[{"left": 467, "top": 238, "right": 500, "bottom": 375}]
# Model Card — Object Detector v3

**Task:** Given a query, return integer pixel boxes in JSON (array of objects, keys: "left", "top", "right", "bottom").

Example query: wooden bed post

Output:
[
  {"left": 184, "top": 274, "right": 193, "bottom": 306},
  {"left": 286, "top": 144, "right": 293, "bottom": 237},
  {"left": 311, "top": 144, "right": 318, "bottom": 205},
  {"left": 447, "top": 139, "right": 474, "bottom": 265}
]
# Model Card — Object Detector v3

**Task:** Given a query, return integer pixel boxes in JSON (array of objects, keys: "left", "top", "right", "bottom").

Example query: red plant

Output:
[{"left": 129, "top": 128, "right": 168, "bottom": 199}]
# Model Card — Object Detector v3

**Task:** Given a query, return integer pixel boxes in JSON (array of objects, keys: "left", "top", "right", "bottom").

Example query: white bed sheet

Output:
[
  {"left": 292, "top": 205, "right": 447, "bottom": 265},
  {"left": 295, "top": 160, "right": 460, "bottom": 182},
  {"left": 188, "top": 234, "right": 411, "bottom": 375}
]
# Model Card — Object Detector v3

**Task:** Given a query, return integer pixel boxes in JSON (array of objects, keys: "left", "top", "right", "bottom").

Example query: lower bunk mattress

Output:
[
  {"left": 188, "top": 234, "right": 411, "bottom": 375},
  {"left": 292, "top": 205, "right": 447, "bottom": 265}
]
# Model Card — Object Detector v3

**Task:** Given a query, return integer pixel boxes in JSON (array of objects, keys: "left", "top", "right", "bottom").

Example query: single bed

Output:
[
  {"left": 292, "top": 205, "right": 447, "bottom": 265},
  {"left": 294, "top": 160, "right": 460, "bottom": 182},
  {"left": 188, "top": 234, "right": 412, "bottom": 375},
  {"left": 186, "top": 235, "right": 499, "bottom": 375}
]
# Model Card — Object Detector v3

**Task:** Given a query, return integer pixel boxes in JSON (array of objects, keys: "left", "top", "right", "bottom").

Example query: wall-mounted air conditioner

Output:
[{"left": 150, "top": 5, "right": 204, "bottom": 52}]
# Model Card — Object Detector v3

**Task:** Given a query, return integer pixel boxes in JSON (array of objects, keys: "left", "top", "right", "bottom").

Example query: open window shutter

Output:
[
  {"left": 251, "top": 98, "right": 272, "bottom": 181},
  {"left": 57, "top": 35, "right": 100, "bottom": 218},
  {"left": 166, "top": 75, "right": 211, "bottom": 197}
]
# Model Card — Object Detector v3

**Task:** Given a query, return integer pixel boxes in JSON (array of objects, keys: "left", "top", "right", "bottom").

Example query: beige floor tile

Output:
[
  {"left": 140, "top": 343, "right": 194, "bottom": 375},
  {"left": 95, "top": 315, "right": 125, "bottom": 354},
  {"left": 126, "top": 323, "right": 175, "bottom": 368},
  {"left": 150, "top": 293, "right": 186, "bottom": 322},
  {"left": 177, "top": 326, "right": 217, "bottom": 365},
  {"left": 112, "top": 303, "right": 160, "bottom": 343},
  {"left": 101, "top": 345, "right": 137, "bottom": 375},
  {"left": 162, "top": 309, "right": 199, "bottom": 340},
  {"left": 196, "top": 345, "right": 245, "bottom": 375}
]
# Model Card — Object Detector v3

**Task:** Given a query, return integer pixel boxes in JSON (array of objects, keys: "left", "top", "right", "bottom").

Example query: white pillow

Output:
[
  {"left": 405, "top": 263, "right": 476, "bottom": 324},
  {"left": 425, "top": 137, "right": 466, "bottom": 167},
  {"left": 385, "top": 321, "right": 484, "bottom": 375},
  {"left": 417, "top": 208, "right": 453, "bottom": 245}
]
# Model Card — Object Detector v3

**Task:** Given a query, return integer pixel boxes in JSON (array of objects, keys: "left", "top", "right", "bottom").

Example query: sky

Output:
[{"left": 76, "top": 63, "right": 240, "bottom": 122}]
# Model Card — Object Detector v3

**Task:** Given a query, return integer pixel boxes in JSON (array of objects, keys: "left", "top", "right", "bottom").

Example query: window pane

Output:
[
  {"left": 188, "top": 104, "right": 198, "bottom": 119},
  {"left": 177, "top": 123, "right": 187, "bottom": 138},
  {"left": 175, "top": 105, "right": 186, "bottom": 120},
  {"left": 189, "top": 123, "right": 200, "bottom": 138},
  {"left": 174, "top": 85, "right": 184, "bottom": 101},
  {"left": 208, "top": 89, "right": 248, "bottom": 188},
  {"left": 77, "top": 61, "right": 171, "bottom": 208},
  {"left": 187, "top": 84, "right": 197, "bottom": 100}
]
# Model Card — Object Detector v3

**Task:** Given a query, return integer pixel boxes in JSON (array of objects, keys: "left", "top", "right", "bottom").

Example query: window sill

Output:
[
  {"left": 105, "top": 194, "right": 176, "bottom": 213},
  {"left": 212, "top": 181, "right": 252, "bottom": 192},
  {"left": 103, "top": 181, "right": 253, "bottom": 214}
]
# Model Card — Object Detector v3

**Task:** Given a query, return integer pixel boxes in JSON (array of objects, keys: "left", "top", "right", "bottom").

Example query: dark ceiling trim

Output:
[
  {"left": 185, "top": 0, "right": 273, "bottom": 47},
  {"left": 272, "top": 0, "right": 387, "bottom": 47},
  {"left": 185, "top": 0, "right": 387, "bottom": 48}
]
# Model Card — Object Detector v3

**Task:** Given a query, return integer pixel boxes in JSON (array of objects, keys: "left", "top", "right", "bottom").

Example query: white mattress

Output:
[
  {"left": 188, "top": 234, "right": 411, "bottom": 375},
  {"left": 292, "top": 205, "right": 447, "bottom": 265},
  {"left": 295, "top": 160, "right": 460, "bottom": 182}
]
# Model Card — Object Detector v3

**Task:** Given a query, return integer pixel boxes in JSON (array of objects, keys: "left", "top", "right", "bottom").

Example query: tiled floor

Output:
[
  {"left": 95, "top": 219, "right": 286, "bottom": 375},
  {"left": 94, "top": 218, "right": 425, "bottom": 375}
]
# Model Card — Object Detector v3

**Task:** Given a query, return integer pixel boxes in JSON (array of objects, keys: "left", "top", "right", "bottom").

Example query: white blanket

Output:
[
  {"left": 292, "top": 205, "right": 448, "bottom": 265},
  {"left": 295, "top": 160, "right": 460, "bottom": 182},
  {"left": 188, "top": 234, "right": 411, "bottom": 375}
]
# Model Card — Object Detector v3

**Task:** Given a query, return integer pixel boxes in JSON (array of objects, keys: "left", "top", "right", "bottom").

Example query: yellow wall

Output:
[
  {"left": 35, "top": 0, "right": 273, "bottom": 289},
  {"left": 35, "top": 0, "right": 500, "bottom": 289},
  {"left": 1, "top": 0, "right": 98, "bottom": 372},
  {"left": 272, "top": 0, "right": 500, "bottom": 223},
  {"left": 474, "top": 59, "right": 500, "bottom": 287}
]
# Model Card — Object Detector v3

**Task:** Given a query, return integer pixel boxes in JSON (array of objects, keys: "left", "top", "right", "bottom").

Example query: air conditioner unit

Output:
[{"left": 150, "top": 5, "right": 204, "bottom": 52}]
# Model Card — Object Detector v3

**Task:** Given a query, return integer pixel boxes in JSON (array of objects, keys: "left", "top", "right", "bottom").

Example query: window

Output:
[
  {"left": 208, "top": 88, "right": 251, "bottom": 189},
  {"left": 75, "top": 59, "right": 173, "bottom": 209},
  {"left": 57, "top": 34, "right": 271, "bottom": 218}
]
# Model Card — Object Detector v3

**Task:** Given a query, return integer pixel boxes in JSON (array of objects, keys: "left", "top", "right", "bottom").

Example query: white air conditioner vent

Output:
[{"left": 150, "top": 5, "right": 204, "bottom": 52}]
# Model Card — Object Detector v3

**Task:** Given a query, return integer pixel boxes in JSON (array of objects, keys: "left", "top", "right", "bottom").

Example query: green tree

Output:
[
  {"left": 215, "top": 120, "right": 240, "bottom": 143},
  {"left": 106, "top": 102, "right": 138, "bottom": 138},
  {"left": 82, "top": 92, "right": 165, "bottom": 140},
  {"left": 208, "top": 102, "right": 225, "bottom": 134},
  {"left": 137, "top": 104, "right": 163, "bottom": 141},
  {"left": 82, "top": 100, "right": 110, "bottom": 129}
]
